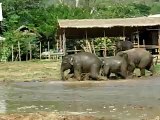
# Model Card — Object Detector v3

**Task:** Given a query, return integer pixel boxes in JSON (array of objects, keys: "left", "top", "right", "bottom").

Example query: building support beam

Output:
[
  {"left": 158, "top": 27, "right": 160, "bottom": 53},
  {"left": 104, "top": 30, "right": 107, "bottom": 57},
  {"left": 62, "top": 30, "right": 66, "bottom": 55}
]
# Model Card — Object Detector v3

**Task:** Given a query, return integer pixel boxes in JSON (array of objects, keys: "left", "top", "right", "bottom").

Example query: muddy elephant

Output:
[
  {"left": 115, "top": 40, "right": 133, "bottom": 53},
  {"left": 101, "top": 53, "right": 129, "bottom": 79},
  {"left": 61, "top": 52, "right": 105, "bottom": 81},
  {"left": 116, "top": 48, "right": 154, "bottom": 77},
  {"left": 60, "top": 54, "right": 74, "bottom": 80}
]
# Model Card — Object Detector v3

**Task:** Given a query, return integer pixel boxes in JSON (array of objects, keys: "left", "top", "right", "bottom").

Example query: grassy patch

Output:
[
  {"left": 0, "top": 60, "right": 61, "bottom": 82},
  {"left": 154, "top": 64, "right": 160, "bottom": 74}
]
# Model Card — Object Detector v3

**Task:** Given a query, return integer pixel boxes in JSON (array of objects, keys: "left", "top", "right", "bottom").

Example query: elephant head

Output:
[
  {"left": 61, "top": 54, "right": 74, "bottom": 80},
  {"left": 117, "top": 52, "right": 128, "bottom": 60}
]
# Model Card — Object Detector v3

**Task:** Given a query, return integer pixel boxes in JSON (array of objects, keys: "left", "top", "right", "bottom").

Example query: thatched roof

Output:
[
  {"left": 57, "top": 17, "right": 160, "bottom": 39},
  {"left": 58, "top": 17, "right": 160, "bottom": 28}
]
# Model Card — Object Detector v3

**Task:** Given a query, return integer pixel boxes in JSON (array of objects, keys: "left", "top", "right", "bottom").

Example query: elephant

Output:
[
  {"left": 61, "top": 54, "right": 74, "bottom": 80},
  {"left": 115, "top": 40, "right": 133, "bottom": 53},
  {"left": 60, "top": 52, "right": 105, "bottom": 81},
  {"left": 101, "top": 53, "right": 129, "bottom": 79},
  {"left": 116, "top": 48, "right": 154, "bottom": 77}
]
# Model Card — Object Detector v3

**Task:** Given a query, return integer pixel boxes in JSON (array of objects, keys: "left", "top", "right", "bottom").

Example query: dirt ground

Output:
[
  {"left": 0, "top": 112, "right": 104, "bottom": 120},
  {"left": 0, "top": 60, "right": 61, "bottom": 82},
  {"left": 0, "top": 112, "right": 159, "bottom": 120}
]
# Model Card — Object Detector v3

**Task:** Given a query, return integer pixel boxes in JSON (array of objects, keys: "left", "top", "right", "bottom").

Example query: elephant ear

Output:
[
  {"left": 116, "top": 51, "right": 123, "bottom": 56},
  {"left": 117, "top": 52, "right": 128, "bottom": 59}
]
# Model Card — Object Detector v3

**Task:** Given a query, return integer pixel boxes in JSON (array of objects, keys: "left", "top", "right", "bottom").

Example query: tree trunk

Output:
[{"left": 75, "top": 0, "right": 79, "bottom": 7}]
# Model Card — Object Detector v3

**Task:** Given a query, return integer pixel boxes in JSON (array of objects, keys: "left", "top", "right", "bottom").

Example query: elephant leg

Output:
[
  {"left": 107, "top": 72, "right": 111, "bottom": 79},
  {"left": 103, "top": 65, "right": 110, "bottom": 78},
  {"left": 60, "top": 68, "right": 66, "bottom": 81},
  {"left": 140, "top": 68, "right": 145, "bottom": 76},
  {"left": 74, "top": 64, "right": 81, "bottom": 81},
  {"left": 138, "top": 60, "right": 147, "bottom": 76},
  {"left": 90, "top": 64, "right": 107, "bottom": 80},
  {"left": 119, "top": 64, "right": 128, "bottom": 79},
  {"left": 146, "top": 64, "right": 154, "bottom": 76},
  {"left": 68, "top": 67, "right": 74, "bottom": 74},
  {"left": 128, "top": 62, "right": 135, "bottom": 77},
  {"left": 90, "top": 64, "right": 99, "bottom": 80}
]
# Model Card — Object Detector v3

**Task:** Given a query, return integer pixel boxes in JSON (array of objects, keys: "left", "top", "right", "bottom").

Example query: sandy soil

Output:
[
  {"left": 0, "top": 112, "right": 104, "bottom": 120},
  {"left": 0, "top": 112, "right": 159, "bottom": 120}
]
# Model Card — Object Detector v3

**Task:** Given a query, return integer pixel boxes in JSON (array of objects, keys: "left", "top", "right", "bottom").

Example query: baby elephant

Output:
[{"left": 101, "top": 53, "right": 129, "bottom": 79}]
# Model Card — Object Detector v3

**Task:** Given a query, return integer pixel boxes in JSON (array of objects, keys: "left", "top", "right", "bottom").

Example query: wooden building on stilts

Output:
[{"left": 57, "top": 16, "right": 160, "bottom": 56}]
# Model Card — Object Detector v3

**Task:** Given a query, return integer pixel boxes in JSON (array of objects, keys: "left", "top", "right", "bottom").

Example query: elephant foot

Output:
[
  {"left": 98, "top": 76, "right": 108, "bottom": 81},
  {"left": 150, "top": 73, "right": 153, "bottom": 76},
  {"left": 82, "top": 74, "right": 90, "bottom": 81},
  {"left": 66, "top": 74, "right": 74, "bottom": 80},
  {"left": 127, "top": 74, "right": 135, "bottom": 79}
]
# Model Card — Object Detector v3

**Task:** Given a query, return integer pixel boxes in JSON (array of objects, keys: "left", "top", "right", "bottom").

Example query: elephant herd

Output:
[{"left": 61, "top": 41, "right": 157, "bottom": 81}]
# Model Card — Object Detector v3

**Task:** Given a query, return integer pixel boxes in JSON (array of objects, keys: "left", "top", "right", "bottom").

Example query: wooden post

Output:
[
  {"left": 85, "top": 30, "right": 92, "bottom": 53},
  {"left": 40, "top": 42, "right": 41, "bottom": 59},
  {"left": 29, "top": 42, "right": 32, "bottom": 60},
  {"left": 56, "top": 39, "right": 59, "bottom": 52},
  {"left": 12, "top": 44, "right": 14, "bottom": 62},
  {"left": 59, "top": 34, "right": 62, "bottom": 50},
  {"left": 136, "top": 29, "right": 140, "bottom": 48},
  {"left": 123, "top": 27, "right": 125, "bottom": 41},
  {"left": 104, "top": 30, "right": 107, "bottom": 57},
  {"left": 85, "top": 31, "right": 88, "bottom": 52},
  {"left": 91, "top": 39, "right": 96, "bottom": 54},
  {"left": 74, "top": 46, "right": 77, "bottom": 54},
  {"left": 158, "top": 28, "right": 160, "bottom": 53},
  {"left": 62, "top": 30, "right": 66, "bottom": 55},
  {"left": 18, "top": 41, "right": 21, "bottom": 61},
  {"left": 137, "top": 34, "right": 140, "bottom": 48},
  {"left": 48, "top": 41, "right": 50, "bottom": 59}
]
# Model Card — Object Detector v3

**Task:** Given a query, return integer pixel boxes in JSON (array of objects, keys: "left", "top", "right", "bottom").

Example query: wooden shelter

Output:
[{"left": 57, "top": 17, "right": 160, "bottom": 55}]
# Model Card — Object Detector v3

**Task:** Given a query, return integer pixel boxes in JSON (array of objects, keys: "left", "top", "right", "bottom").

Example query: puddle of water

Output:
[{"left": 0, "top": 76, "right": 160, "bottom": 119}]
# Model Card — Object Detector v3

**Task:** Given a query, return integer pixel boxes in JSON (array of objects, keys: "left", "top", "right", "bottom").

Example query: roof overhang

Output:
[{"left": 57, "top": 17, "right": 160, "bottom": 39}]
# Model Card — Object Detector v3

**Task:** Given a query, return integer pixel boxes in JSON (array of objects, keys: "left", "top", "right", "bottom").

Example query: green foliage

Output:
[
  {"left": 0, "top": 0, "right": 159, "bottom": 60},
  {"left": 131, "top": 3, "right": 151, "bottom": 16},
  {"left": 2, "top": 31, "right": 38, "bottom": 61},
  {"left": 150, "top": 3, "right": 160, "bottom": 14}
]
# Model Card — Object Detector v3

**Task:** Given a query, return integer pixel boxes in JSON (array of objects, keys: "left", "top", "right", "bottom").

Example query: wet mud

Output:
[{"left": 0, "top": 76, "right": 160, "bottom": 119}]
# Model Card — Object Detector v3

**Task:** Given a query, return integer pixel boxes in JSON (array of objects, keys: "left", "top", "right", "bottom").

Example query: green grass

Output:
[{"left": 154, "top": 63, "right": 160, "bottom": 74}]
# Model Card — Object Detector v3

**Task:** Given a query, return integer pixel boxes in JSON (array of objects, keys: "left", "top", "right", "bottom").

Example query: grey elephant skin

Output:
[
  {"left": 116, "top": 48, "right": 154, "bottom": 76},
  {"left": 61, "top": 52, "right": 104, "bottom": 81},
  {"left": 102, "top": 53, "right": 129, "bottom": 79},
  {"left": 116, "top": 40, "right": 133, "bottom": 53},
  {"left": 61, "top": 54, "right": 74, "bottom": 80}
]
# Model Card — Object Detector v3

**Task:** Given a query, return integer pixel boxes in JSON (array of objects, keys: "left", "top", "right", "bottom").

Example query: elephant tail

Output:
[{"left": 152, "top": 55, "right": 158, "bottom": 65}]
